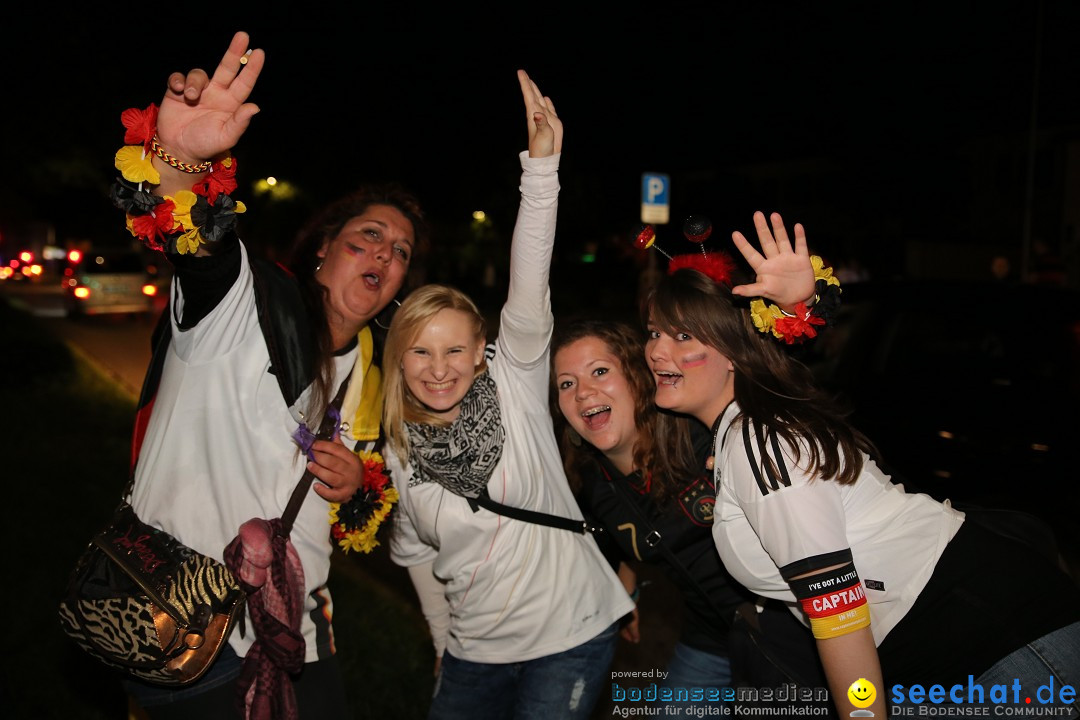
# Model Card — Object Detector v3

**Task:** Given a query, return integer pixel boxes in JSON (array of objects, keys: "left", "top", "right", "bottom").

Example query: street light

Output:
[{"left": 253, "top": 177, "right": 298, "bottom": 200}]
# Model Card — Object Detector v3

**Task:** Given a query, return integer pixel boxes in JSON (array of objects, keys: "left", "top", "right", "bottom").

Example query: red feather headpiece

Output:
[
  {"left": 667, "top": 252, "right": 736, "bottom": 287},
  {"left": 632, "top": 215, "right": 736, "bottom": 287}
]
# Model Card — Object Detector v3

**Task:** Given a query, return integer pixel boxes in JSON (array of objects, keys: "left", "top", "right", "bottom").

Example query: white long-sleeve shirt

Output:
[
  {"left": 131, "top": 241, "right": 364, "bottom": 662},
  {"left": 387, "top": 151, "right": 634, "bottom": 663}
]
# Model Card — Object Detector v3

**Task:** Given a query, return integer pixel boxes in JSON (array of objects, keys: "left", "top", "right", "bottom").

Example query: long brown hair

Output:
[
  {"left": 287, "top": 183, "right": 429, "bottom": 425},
  {"left": 648, "top": 269, "right": 876, "bottom": 485},
  {"left": 550, "top": 319, "right": 698, "bottom": 502}
]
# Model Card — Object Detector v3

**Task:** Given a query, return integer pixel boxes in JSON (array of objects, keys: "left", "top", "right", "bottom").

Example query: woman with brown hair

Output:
[
  {"left": 108, "top": 32, "right": 428, "bottom": 718},
  {"left": 549, "top": 220, "right": 829, "bottom": 714},
  {"left": 644, "top": 212, "right": 1080, "bottom": 717}
]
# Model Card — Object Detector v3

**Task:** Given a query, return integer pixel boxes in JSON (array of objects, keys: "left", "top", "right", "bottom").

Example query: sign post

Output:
[{"left": 641, "top": 172, "right": 670, "bottom": 225}]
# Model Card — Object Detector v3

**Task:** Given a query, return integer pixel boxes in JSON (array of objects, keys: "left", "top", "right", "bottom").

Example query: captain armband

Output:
[{"left": 788, "top": 563, "right": 870, "bottom": 640}]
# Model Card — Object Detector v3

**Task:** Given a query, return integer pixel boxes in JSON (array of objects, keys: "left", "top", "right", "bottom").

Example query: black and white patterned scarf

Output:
[{"left": 405, "top": 371, "right": 505, "bottom": 498}]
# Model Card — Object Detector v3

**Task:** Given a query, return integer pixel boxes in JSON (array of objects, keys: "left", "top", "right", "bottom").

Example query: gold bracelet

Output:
[{"left": 150, "top": 136, "right": 213, "bottom": 174}]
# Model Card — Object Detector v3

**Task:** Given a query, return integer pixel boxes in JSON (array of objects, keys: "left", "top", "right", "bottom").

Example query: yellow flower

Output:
[
  {"left": 359, "top": 449, "right": 384, "bottom": 465},
  {"left": 115, "top": 145, "right": 160, "bottom": 185},
  {"left": 750, "top": 299, "right": 783, "bottom": 338},
  {"left": 176, "top": 228, "right": 203, "bottom": 255},
  {"left": 235, "top": 201, "right": 247, "bottom": 214},
  {"left": 329, "top": 475, "right": 398, "bottom": 554},
  {"left": 811, "top": 255, "right": 840, "bottom": 286},
  {"left": 168, "top": 191, "right": 202, "bottom": 255},
  {"left": 170, "top": 190, "right": 197, "bottom": 231}
]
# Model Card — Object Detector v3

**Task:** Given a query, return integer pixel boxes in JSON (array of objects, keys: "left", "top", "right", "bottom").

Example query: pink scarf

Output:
[{"left": 224, "top": 517, "right": 306, "bottom": 720}]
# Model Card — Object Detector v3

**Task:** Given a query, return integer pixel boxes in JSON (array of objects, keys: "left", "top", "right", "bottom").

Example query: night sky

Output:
[{"left": 3, "top": 2, "right": 1078, "bottom": 297}]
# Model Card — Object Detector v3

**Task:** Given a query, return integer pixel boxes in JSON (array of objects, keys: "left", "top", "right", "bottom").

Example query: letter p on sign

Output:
[{"left": 641, "top": 172, "right": 670, "bottom": 224}]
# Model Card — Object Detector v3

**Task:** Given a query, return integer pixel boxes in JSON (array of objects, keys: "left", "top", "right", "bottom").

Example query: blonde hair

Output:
[{"left": 383, "top": 284, "right": 488, "bottom": 460}]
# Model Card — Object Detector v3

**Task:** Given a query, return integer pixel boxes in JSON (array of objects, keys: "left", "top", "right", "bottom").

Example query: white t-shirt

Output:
[
  {"left": 711, "top": 402, "right": 965, "bottom": 643},
  {"left": 131, "top": 241, "right": 358, "bottom": 662},
  {"left": 387, "top": 152, "right": 635, "bottom": 663}
]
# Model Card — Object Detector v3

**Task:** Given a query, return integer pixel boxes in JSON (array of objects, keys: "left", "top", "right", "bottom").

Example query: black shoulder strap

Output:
[
  {"left": 280, "top": 377, "right": 350, "bottom": 536},
  {"left": 466, "top": 489, "right": 600, "bottom": 535},
  {"left": 605, "top": 469, "right": 732, "bottom": 632}
]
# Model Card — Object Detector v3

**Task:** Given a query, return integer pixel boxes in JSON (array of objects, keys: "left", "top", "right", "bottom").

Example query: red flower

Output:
[
  {"left": 361, "top": 457, "right": 390, "bottom": 490},
  {"left": 193, "top": 156, "right": 238, "bottom": 204},
  {"left": 130, "top": 198, "right": 177, "bottom": 246},
  {"left": 774, "top": 302, "right": 826, "bottom": 344},
  {"left": 121, "top": 104, "right": 159, "bottom": 151}
]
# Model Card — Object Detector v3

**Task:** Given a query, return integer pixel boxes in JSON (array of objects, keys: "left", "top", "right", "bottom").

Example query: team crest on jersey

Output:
[{"left": 679, "top": 477, "right": 715, "bottom": 526}]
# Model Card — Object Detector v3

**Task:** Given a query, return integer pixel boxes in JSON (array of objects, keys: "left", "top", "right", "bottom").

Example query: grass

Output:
[{"left": 0, "top": 297, "right": 433, "bottom": 718}]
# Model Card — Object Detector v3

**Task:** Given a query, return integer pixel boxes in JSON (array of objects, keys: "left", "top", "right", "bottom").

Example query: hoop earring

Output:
[{"left": 374, "top": 298, "right": 403, "bottom": 331}]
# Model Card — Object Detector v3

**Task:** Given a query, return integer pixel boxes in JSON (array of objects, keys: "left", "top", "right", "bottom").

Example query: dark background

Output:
[
  {"left": 3, "top": 8, "right": 1078, "bottom": 716},
  {"left": 2, "top": 1, "right": 1079, "bottom": 308}
]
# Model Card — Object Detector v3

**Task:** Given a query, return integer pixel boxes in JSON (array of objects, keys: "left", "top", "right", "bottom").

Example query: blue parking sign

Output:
[{"left": 641, "top": 172, "right": 670, "bottom": 224}]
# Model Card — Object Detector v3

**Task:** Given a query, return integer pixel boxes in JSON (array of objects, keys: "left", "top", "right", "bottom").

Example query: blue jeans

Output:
[
  {"left": 661, "top": 643, "right": 732, "bottom": 717},
  {"left": 123, "top": 643, "right": 243, "bottom": 710},
  {"left": 429, "top": 622, "right": 618, "bottom": 720},
  {"left": 122, "top": 644, "right": 349, "bottom": 719},
  {"left": 975, "top": 621, "right": 1080, "bottom": 713}
]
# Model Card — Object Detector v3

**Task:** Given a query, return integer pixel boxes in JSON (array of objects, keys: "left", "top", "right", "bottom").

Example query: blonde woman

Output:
[{"left": 380, "top": 71, "right": 634, "bottom": 720}]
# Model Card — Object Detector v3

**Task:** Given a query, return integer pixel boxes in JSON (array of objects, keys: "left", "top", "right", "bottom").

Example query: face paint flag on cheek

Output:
[{"left": 681, "top": 353, "right": 707, "bottom": 369}]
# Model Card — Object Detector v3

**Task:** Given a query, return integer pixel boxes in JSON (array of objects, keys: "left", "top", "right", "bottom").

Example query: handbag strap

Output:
[
  {"left": 466, "top": 489, "right": 601, "bottom": 535},
  {"left": 602, "top": 463, "right": 732, "bottom": 633},
  {"left": 280, "top": 378, "right": 351, "bottom": 536}
]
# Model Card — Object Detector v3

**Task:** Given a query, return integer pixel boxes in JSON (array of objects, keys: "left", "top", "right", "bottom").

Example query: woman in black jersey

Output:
[{"left": 551, "top": 317, "right": 827, "bottom": 714}]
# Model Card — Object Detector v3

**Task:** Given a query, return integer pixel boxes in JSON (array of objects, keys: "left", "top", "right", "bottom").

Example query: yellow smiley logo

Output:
[{"left": 847, "top": 678, "right": 877, "bottom": 709}]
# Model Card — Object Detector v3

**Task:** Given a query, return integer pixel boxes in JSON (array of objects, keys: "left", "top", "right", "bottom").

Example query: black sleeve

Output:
[
  {"left": 688, "top": 419, "right": 715, "bottom": 468},
  {"left": 169, "top": 238, "right": 242, "bottom": 330}
]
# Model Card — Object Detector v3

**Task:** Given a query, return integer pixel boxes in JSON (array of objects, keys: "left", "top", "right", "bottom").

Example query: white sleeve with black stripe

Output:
[{"left": 716, "top": 415, "right": 852, "bottom": 589}]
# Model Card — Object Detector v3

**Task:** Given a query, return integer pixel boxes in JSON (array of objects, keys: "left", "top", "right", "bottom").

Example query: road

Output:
[{"left": 2, "top": 278, "right": 156, "bottom": 399}]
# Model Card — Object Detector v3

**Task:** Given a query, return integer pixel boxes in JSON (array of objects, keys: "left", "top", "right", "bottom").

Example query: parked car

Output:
[
  {"left": 63, "top": 249, "right": 158, "bottom": 317},
  {"left": 802, "top": 279, "right": 1080, "bottom": 568}
]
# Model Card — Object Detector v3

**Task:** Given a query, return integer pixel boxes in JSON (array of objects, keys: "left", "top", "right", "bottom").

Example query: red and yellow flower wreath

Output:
[{"left": 328, "top": 450, "right": 399, "bottom": 554}]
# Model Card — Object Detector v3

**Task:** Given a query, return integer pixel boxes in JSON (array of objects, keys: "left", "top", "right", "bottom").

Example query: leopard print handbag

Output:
[{"left": 58, "top": 502, "right": 246, "bottom": 686}]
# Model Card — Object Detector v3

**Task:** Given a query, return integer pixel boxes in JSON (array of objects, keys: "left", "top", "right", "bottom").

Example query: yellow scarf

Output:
[{"left": 341, "top": 326, "right": 383, "bottom": 442}]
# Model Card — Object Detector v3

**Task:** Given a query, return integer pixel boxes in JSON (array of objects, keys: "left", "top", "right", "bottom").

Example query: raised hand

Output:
[
  {"left": 155, "top": 31, "right": 265, "bottom": 168},
  {"left": 730, "top": 211, "right": 816, "bottom": 312},
  {"left": 517, "top": 70, "right": 562, "bottom": 158}
]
